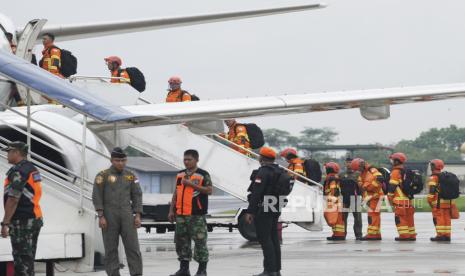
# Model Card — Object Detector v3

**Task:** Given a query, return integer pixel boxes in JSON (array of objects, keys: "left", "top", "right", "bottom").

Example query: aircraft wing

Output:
[
  {"left": 116, "top": 83, "right": 465, "bottom": 127},
  {"left": 2, "top": 49, "right": 465, "bottom": 127},
  {"left": 25, "top": 4, "right": 325, "bottom": 42}
]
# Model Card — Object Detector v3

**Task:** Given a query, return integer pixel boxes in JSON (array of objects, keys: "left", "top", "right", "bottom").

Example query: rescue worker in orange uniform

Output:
[
  {"left": 166, "top": 76, "right": 192, "bottom": 103},
  {"left": 223, "top": 119, "right": 251, "bottom": 155},
  {"left": 388, "top": 152, "right": 416, "bottom": 241},
  {"left": 104, "top": 56, "right": 130, "bottom": 84},
  {"left": 427, "top": 159, "right": 453, "bottom": 242},
  {"left": 279, "top": 148, "right": 306, "bottom": 180},
  {"left": 351, "top": 158, "right": 384, "bottom": 240},
  {"left": 40, "top": 33, "right": 63, "bottom": 78},
  {"left": 324, "top": 162, "right": 346, "bottom": 241}
]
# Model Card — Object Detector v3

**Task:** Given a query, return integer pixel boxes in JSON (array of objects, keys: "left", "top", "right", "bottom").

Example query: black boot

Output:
[
  {"left": 430, "top": 236, "right": 451, "bottom": 242},
  {"left": 194, "top": 262, "right": 207, "bottom": 276},
  {"left": 170, "top": 260, "right": 191, "bottom": 276}
]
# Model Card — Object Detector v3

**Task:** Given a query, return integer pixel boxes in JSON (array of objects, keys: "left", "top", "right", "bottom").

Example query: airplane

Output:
[{"left": 2, "top": 2, "right": 465, "bottom": 273}]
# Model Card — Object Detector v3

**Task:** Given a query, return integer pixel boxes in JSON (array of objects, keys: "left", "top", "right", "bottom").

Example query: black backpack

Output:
[
  {"left": 39, "top": 47, "right": 77, "bottom": 77},
  {"left": 401, "top": 169, "right": 424, "bottom": 197},
  {"left": 438, "top": 171, "right": 460, "bottom": 200},
  {"left": 125, "top": 67, "right": 146, "bottom": 92},
  {"left": 303, "top": 159, "right": 322, "bottom": 184},
  {"left": 376, "top": 167, "right": 391, "bottom": 194},
  {"left": 270, "top": 168, "right": 295, "bottom": 196},
  {"left": 237, "top": 124, "right": 265, "bottom": 149},
  {"left": 180, "top": 90, "right": 200, "bottom": 101}
]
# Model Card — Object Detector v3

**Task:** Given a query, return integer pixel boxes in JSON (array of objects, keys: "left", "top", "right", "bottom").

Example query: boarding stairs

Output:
[{"left": 118, "top": 125, "right": 324, "bottom": 231}]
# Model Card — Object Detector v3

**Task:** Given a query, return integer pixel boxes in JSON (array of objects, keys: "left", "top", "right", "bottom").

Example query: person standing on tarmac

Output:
[
  {"left": 245, "top": 147, "right": 282, "bottom": 276},
  {"left": 427, "top": 159, "right": 454, "bottom": 242},
  {"left": 340, "top": 157, "right": 363, "bottom": 240},
  {"left": 1, "top": 141, "right": 43, "bottom": 276},
  {"left": 387, "top": 153, "right": 417, "bottom": 241},
  {"left": 324, "top": 162, "right": 346, "bottom": 240},
  {"left": 92, "top": 147, "right": 143, "bottom": 276},
  {"left": 351, "top": 158, "right": 384, "bottom": 241},
  {"left": 168, "top": 149, "right": 212, "bottom": 276}
]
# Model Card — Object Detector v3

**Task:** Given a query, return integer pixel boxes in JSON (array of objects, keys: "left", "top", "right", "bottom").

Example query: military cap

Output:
[
  {"left": 111, "top": 147, "right": 127, "bottom": 159},
  {"left": 259, "top": 147, "right": 276, "bottom": 159},
  {"left": 2, "top": 141, "right": 28, "bottom": 154}
]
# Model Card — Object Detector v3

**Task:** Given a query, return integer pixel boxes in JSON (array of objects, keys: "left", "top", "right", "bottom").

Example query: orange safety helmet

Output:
[
  {"left": 350, "top": 158, "right": 366, "bottom": 171},
  {"left": 280, "top": 148, "right": 298, "bottom": 159},
  {"left": 389, "top": 152, "right": 407, "bottom": 164},
  {"left": 324, "top": 162, "right": 340, "bottom": 174},
  {"left": 104, "top": 56, "right": 122, "bottom": 66},
  {"left": 430, "top": 159, "right": 445, "bottom": 171},
  {"left": 168, "top": 76, "right": 182, "bottom": 84}
]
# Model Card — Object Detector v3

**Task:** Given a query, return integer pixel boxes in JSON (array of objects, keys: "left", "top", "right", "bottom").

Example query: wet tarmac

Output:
[{"left": 43, "top": 212, "right": 465, "bottom": 275}]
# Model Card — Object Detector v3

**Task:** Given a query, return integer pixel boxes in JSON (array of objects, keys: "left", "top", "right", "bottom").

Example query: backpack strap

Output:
[
  {"left": 117, "top": 68, "right": 125, "bottom": 78},
  {"left": 178, "top": 90, "right": 190, "bottom": 101}
]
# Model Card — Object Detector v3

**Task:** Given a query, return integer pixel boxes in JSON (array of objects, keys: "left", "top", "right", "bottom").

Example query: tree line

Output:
[{"left": 263, "top": 125, "right": 465, "bottom": 165}]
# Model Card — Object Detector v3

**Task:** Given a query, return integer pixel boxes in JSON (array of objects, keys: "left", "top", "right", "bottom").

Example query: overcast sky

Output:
[{"left": 3, "top": 0, "right": 465, "bottom": 145}]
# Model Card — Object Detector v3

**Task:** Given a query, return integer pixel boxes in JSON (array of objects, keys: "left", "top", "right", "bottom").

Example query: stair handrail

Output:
[{"left": 212, "top": 134, "right": 324, "bottom": 189}]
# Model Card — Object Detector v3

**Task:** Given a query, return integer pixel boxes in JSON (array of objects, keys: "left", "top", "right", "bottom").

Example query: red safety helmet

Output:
[
  {"left": 280, "top": 148, "right": 298, "bottom": 159},
  {"left": 104, "top": 56, "right": 122, "bottom": 66},
  {"left": 430, "top": 159, "right": 444, "bottom": 171},
  {"left": 390, "top": 152, "right": 407, "bottom": 164},
  {"left": 168, "top": 76, "right": 182, "bottom": 84},
  {"left": 350, "top": 158, "right": 366, "bottom": 171},
  {"left": 324, "top": 162, "right": 340, "bottom": 174}
]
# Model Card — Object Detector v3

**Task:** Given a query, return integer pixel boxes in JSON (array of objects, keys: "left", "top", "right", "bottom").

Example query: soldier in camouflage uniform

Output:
[
  {"left": 92, "top": 147, "right": 143, "bottom": 276},
  {"left": 1, "top": 141, "right": 43, "bottom": 276},
  {"left": 169, "top": 149, "right": 212, "bottom": 276}
]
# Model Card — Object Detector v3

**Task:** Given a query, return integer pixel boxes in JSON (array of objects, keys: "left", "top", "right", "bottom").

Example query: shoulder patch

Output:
[
  {"left": 95, "top": 175, "right": 104, "bottom": 185},
  {"left": 32, "top": 171, "right": 41, "bottom": 182},
  {"left": 108, "top": 175, "right": 117, "bottom": 184}
]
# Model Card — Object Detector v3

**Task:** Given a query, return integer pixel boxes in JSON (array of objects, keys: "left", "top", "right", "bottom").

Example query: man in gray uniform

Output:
[{"left": 92, "top": 147, "right": 143, "bottom": 276}]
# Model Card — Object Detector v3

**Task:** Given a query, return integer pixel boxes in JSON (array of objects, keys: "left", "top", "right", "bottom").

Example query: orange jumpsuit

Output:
[
  {"left": 324, "top": 174, "right": 345, "bottom": 238},
  {"left": 287, "top": 158, "right": 306, "bottom": 180},
  {"left": 359, "top": 167, "right": 384, "bottom": 239},
  {"left": 427, "top": 173, "right": 453, "bottom": 239},
  {"left": 227, "top": 123, "right": 251, "bottom": 155},
  {"left": 166, "top": 89, "right": 192, "bottom": 103},
  {"left": 41, "top": 46, "right": 63, "bottom": 78},
  {"left": 388, "top": 165, "right": 416, "bottom": 239},
  {"left": 111, "top": 69, "right": 130, "bottom": 83}
]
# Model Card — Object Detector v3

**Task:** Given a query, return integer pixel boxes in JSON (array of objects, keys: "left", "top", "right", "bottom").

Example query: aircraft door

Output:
[{"left": 15, "top": 19, "right": 48, "bottom": 105}]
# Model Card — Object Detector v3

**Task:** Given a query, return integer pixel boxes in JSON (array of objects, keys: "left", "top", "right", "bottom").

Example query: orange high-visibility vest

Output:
[
  {"left": 175, "top": 169, "right": 209, "bottom": 216},
  {"left": 3, "top": 161, "right": 42, "bottom": 219},
  {"left": 166, "top": 89, "right": 192, "bottom": 103}
]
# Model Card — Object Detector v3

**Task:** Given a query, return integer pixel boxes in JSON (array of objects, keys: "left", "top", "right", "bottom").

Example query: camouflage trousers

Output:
[
  {"left": 175, "top": 215, "right": 209, "bottom": 263},
  {"left": 9, "top": 218, "right": 43, "bottom": 276}
]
